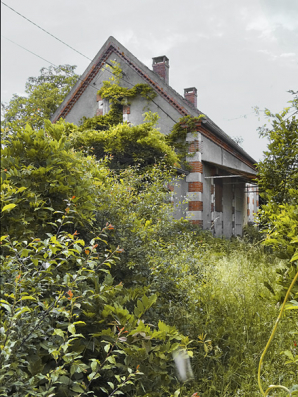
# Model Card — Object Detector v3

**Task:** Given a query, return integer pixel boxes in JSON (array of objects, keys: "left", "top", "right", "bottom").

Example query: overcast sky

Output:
[{"left": 1, "top": 0, "right": 298, "bottom": 161}]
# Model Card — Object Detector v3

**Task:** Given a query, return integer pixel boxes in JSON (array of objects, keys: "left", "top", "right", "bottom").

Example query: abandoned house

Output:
[{"left": 52, "top": 36, "right": 259, "bottom": 237}]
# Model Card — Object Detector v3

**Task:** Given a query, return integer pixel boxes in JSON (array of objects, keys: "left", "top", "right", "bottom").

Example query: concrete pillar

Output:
[{"left": 185, "top": 132, "right": 203, "bottom": 227}]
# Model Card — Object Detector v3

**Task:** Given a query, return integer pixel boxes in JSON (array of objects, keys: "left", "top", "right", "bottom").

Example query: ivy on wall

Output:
[
  {"left": 97, "top": 61, "right": 157, "bottom": 104},
  {"left": 79, "top": 62, "right": 205, "bottom": 172},
  {"left": 79, "top": 62, "right": 157, "bottom": 131},
  {"left": 166, "top": 115, "right": 204, "bottom": 170}
]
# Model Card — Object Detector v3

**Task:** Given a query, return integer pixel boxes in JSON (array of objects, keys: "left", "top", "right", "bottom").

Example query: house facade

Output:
[{"left": 52, "top": 36, "right": 258, "bottom": 238}]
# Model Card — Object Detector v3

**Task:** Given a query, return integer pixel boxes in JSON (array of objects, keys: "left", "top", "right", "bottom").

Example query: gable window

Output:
[{"left": 123, "top": 105, "right": 130, "bottom": 122}]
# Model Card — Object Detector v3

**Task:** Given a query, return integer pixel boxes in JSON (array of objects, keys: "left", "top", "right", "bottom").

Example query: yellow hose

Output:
[{"left": 258, "top": 270, "right": 298, "bottom": 396}]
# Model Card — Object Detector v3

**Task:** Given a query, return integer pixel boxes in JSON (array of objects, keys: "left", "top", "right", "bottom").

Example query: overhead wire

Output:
[
  {"left": 2, "top": 36, "right": 99, "bottom": 94},
  {"left": 2, "top": 36, "right": 56, "bottom": 67},
  {"left": 1, "top": 1, "right": 92, "bottom": 61},
  {"left": 3, "top": 1, "right": 297, "bottom": 129},
  {"left": 1, "top": 0, "right": 178, "bottom": 121},
  {"left": 2, "top": 8, "right": 264, "bottom": 198},
  {"left": 2, "top": 30, "right": 179, "bottom": 122}
]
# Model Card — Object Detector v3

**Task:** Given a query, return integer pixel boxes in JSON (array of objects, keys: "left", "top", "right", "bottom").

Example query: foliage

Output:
[
  {"left": 68, "top": 62, "right": 177, "bottom": 170},
  {"left": 258, "top": 271, "right": 298, "bottom": 397},
  {"left": 257, "top": 105, "right": 298, "bottom": 207},
  {"left": 1, "top": 65, "right": 79, "bottom": 130},
  {"left": 255, "top": 93, "right": 298, "bottom": 395},
  {"left": 69, "top": 113, "right": 180, "bottom": 169},
  {"left": 97, "top": 61, "right": 156, "bottom": 105},
  {"left": 79, "top": 112, "right": 122, "bottom": 132},
  {"left": 98, "top": 82, "right": 157, "bottom": 105},
  {"left": 0, "top": 222, "right": 189, "bottom": 396},
  {"left": 80, "top": 61, "right": 157, "bottom": 134},
  {"left": 2, "top": 63, "right": 297, "bottom": 397},
  {"left": 0, "top": 117, "right": 191, "bottom": 396},
  {"left": 166, "top": 116, "right": 204, "bottom": 170},
  {"left": 1, "top": 121, "right": 109, "bottom": 240},
  {"left": 152, "top": 235, "right": 298, "bottom": 396},
  {"left": 256, "top": 93, "right": 298, "bottom": 301}
]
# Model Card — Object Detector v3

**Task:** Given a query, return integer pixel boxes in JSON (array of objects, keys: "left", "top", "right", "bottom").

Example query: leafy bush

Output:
[{"left": 0, "top": 219, "right": 190, "bottom": 396}]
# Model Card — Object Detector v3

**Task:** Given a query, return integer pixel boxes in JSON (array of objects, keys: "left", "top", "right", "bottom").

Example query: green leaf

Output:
[
  {"left": 107, "top": 382, "right": 114, "bottom": 390},
  {"left": 71, "top": 384, "right": 84, "bottom": 392},
  {"left": 53, "top": 329, "right": 64, "bottom": 338},
  {"left": 20, "top": 296, "right": 36, "bottom": 301},
  {"left": 2, "top": 204, "right": 17, "bottom": 212},
  {"left": 68, "top": 324, "right": 76, "bottom": 335}
]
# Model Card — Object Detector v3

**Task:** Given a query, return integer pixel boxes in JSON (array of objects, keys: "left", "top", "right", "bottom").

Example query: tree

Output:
[
  {"left": 256, "top": 92, "right": 298, "bottom": 299},
  {"left": 257, "top": 95, "right": 298, "bottom": 206},
  {"left": 1, "top": 65, "right": 78, "bottom": 130},
  {"left": 1, "top": 121, "right": 109, "bottom": 240}
]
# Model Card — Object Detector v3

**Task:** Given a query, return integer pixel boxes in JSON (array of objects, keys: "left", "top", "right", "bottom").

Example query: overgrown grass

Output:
[{"left": 148, "top": 232, "right": 297, "bottom": 396}]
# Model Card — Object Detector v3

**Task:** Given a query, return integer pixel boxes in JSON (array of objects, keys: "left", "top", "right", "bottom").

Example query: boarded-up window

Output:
[{"left": 214, "top": 179, "right": 223, "bottom": 212}]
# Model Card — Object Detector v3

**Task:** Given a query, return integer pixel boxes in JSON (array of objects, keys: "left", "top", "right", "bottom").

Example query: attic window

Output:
[{"left": 123, "top": 105, "right": 130, "bottom": 122}]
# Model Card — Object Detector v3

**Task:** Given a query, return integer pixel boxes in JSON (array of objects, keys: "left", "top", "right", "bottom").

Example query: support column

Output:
[{"left": 185, "top": 132, "right": 203, "bottom": 226}]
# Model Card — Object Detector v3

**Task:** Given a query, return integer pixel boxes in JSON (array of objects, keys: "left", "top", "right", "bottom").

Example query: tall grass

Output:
[{"left": 149, "top": 233, "right": 297, "bottom": 396}]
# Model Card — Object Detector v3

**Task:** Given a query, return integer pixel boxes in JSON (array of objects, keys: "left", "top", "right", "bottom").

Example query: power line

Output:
[
  {"left": 2, "top": 36, "right": 95, "bottom": 88},
  {"left": 1, "top": 1, "right": 92, "bottom": 61},
  {"left": 3, "top": 34, "right": 179, "bottom": 124},
  {"left": 4, "top": 1, "right": 294, "bottom": 128},
  {"left": 1, "top": 2, "right": 179, "bottom": 123},
  {"left": 2, "top": 36, "right": 56, "bottom": 66}
]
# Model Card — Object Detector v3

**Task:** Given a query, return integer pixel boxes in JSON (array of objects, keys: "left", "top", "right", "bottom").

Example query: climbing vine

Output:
[
  {"left": 97, "top": 60, "right": 156, "bottom": 105},
  {"left": 79, "top": 61, "right": 157, "bottom": 131},
  {"left": 79, "top": 62, "right": 206, "bottom": 172},
  {"left": 98, "top": 82, "right": 157, "bottom": 105},
  {"left": 166, "top": 115, "right": 204, "bottom": 170}
]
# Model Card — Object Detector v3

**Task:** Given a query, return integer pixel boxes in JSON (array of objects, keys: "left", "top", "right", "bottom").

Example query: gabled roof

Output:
[
  {"left": 52, "top": 36, "right": 257, "bottom": 169},
  {"left": 52, "top": 36, "right": 194, "bottom": 122}
]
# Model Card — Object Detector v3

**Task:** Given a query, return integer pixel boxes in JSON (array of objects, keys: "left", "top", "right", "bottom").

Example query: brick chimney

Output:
[
  {"left": 184, "top": 87, "right": 197, "bottom": 108},
  {"left": 152, "top": 56, "right": 169, "bottom": 84}
]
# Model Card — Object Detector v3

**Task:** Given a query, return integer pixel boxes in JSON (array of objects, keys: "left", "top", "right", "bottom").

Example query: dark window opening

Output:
[{"left": 214, "top": 178, "right": 223, "bottom": 212}]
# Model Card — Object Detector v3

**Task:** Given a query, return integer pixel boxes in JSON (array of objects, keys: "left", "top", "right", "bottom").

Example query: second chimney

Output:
[
  {"left": 184, "top": 87, "right": 197, "bottom": 108},
  {"left": 152, "top": 56, "right": 169, "bottom": 85}
]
